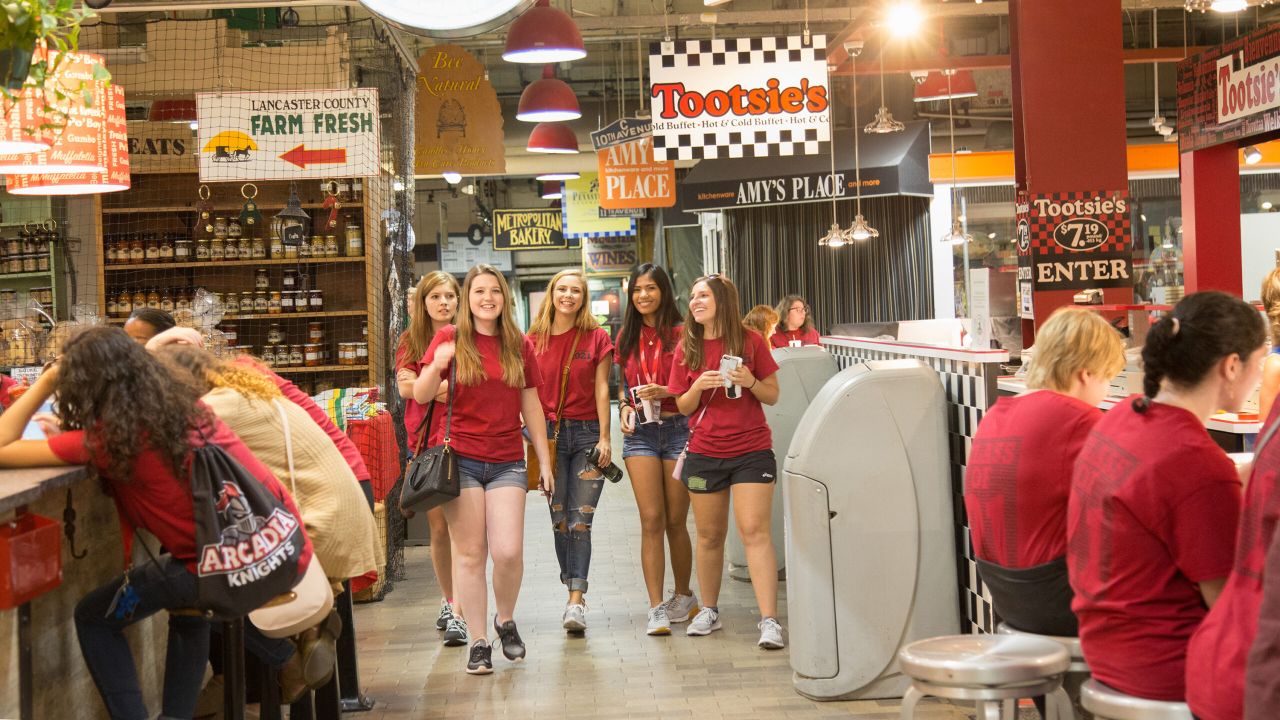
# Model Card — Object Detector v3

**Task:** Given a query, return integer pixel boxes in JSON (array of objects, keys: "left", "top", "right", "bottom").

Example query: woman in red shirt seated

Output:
[
  {"left": 0, "top": 326, "right": 316, "bottom": 718},
  {"left": 413, "top": 264, "right": 553, "bottom": 675},
  {"left": 1068, "top": 291, "right": 1262, "bottom": 701},
  {"left": 965, "top": 307, "right": 1125, "bottom": 636},
  {"left": 770, "top": 294, "right": 820, "bottom": 348},
  {"left": 669, "top": 274, "right": 784, "bottom": 649}
]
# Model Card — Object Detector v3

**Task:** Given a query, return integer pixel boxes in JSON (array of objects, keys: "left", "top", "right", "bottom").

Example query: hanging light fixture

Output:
[
  {"left": 273, "top": 183, "right": 311, "bottom": 248},
  {"left": 818, "top": 65, "right": 846, "bottom": 248},
  {"left": 536, "top": 170, "right": 579, "bottom": 181},
  {"left": 503, "top": 0, "right": 586, "bottom": 64},
  {"left": 940, "top": 71, "right": 972, "bottom": 246},
  {"left": 865, "top": 50, "right": 904, "bottom": 134},
  {"left": 517, "top": 64, "right": 581, "bottom": 122},
  {"left": 7, "top": 83, "right": 130, "bottom": 195},
  {"left": 1245, "top": 145, "right": 1263, "bottom": 164},
  {"left": 541, "top": 180, "right": 562, "bottom": 199},
  {"left": 527, "top": 121, "right": 579, "bottom": 153},
  {"left": 846, "top": 56, "right": 879, "bottom": 242},
  {"left": 358, "top": 0, "right": 535, "bottom": 37},
  {"left": 0, "top": 51, "right": 110, "bottom": 174}
]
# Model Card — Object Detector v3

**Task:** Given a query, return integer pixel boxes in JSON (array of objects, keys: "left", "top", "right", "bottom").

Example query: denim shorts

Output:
[
  {"left": 622, "top": 413, "right": 690, "bottom": 461},
  {"left": 457, "top": 454, "right": 528, "bottom": 492}
]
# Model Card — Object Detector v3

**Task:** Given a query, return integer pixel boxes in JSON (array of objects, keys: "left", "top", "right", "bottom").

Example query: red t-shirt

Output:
[
  {"left": 1187, "top": 407, "right": 1280, "bottom": 720},
  {"left": 667, "top": 331, "right": 778, "bottom": 458},
  {"left": 530, "top": 327, "right": 612, "bottom": 422},
  {"left": 965, "top": 391, "right": 1101, "bottom": 568},
  {"left": 1068, "top": 397, "right": 1241, "bottom": 701},
  {"left": 616, "top": 325, "right": 682, "bottom": 415},
  {"left": 425, "top": 325, "right": 542, "bottom": 463},
  {"left": 232, "top": 356, "right": 371, "bottom": 483},
  {"left": 394, "top": 331, "right": 452, "bottom": 454},
  {"left": 770, "top": 327, "right": 821, "bottom": 348},
  {"left": 48, "top": 413, "right": 314, "bottom": 575}
]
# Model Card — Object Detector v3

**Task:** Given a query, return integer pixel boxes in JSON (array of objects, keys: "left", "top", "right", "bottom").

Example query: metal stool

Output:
[
  {"left": 1080, "top": 679, "right": 1193, "bottom": 720},
  {"left": 898, "top": 635, "right": 1074, "bottom": 720},
  {"left": 997, "top": 623, "right": 1089, "bottom": 674}
]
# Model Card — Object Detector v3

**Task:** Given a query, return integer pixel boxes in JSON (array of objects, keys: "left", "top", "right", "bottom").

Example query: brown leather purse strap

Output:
[{"left": 552, "top": 330, "right": 582, "bottom": 441}]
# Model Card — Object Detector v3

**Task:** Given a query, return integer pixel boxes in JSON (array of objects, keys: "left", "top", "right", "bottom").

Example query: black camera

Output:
[{"left": 585, "top": 448, "right": 624, "bottom": 483}]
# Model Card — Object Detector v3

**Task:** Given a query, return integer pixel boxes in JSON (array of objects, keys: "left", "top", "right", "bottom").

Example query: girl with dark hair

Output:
[
  {"left": 1068, "top": 291, "right": 1264, "bottom": 702},
  {"left": 668, "top": 274, "right": 784, "bottom": 649},
  {"left": 124, "top": 307, "right": 176, "bottom": 344},
  {"left": 770, "top": 294, "right": 820, "bottom": 348},
  {"left": 615, "top": 264, "right": 699, "bottom": 635},
  {"left": 527, "top": 268, "right": 614, "bottom": 633},
  {"left": 0, "top": 326, "right": 316, "bottom": 718},
  {"left": 395, "top": 270, "right": 466, "bottom": 645},
  {"left": 413, "top": 264, "right": 552, "bottom": 675}
]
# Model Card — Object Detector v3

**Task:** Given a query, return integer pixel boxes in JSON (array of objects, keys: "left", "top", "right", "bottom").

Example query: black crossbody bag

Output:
[{"left": 400, "top": 362, "right": 459, "bottom": 512}]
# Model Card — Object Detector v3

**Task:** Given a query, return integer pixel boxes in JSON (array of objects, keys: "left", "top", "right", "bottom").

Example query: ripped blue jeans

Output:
[{"left": 549, "top": 418, "right": 607, "bottom": 593}]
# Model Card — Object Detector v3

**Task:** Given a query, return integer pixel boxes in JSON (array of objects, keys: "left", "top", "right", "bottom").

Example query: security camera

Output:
[
  {"left": 843, "top": 40, "right": 864, "bottom": 58},
  {"left": 910, "top": 70, "right": 929, "bottom": 85}
]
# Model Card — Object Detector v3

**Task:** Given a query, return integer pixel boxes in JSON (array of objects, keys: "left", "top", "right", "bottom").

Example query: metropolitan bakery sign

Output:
[
  {"left": 1177, "top": 23, "right": 1280, "bottom": 152},
  {"left": 1017, "top": 190, "right": 1134, "bottom": 293}
]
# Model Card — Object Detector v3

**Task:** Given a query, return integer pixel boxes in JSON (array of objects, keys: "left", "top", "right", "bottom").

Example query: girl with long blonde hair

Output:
[
  {"left": 527, "top": 268, "right": 615, "bottom": 632},
  {"left": 412, "top": 264, "right": 552, "bottom": 675}
]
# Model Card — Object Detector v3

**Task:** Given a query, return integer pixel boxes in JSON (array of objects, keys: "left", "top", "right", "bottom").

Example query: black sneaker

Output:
[
  {"left": 466, "top": 641, "right": 492, "bottom": 675},
  {"left": 435, "top": 599, "right": 453, "bottom": 631},
  {"left": 443, "top": 617, "right": 468, "bottom": 647},
  {"left": 493, "top": 616, "right": 526, "bottom": 662}
]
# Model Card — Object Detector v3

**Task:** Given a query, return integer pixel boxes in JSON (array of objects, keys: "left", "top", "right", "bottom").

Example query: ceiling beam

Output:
[{"left": 831, "top": 45, "right": 1209, "bottom": 75}]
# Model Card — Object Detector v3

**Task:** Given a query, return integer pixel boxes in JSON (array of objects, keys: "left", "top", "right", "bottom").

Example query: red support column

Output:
[{"left": 1180, "top": 144, "right": 1242, "bottom": 295}]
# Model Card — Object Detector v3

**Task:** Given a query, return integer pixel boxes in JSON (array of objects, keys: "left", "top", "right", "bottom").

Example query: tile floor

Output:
[{"left": 348, "top": 461, "right": 972, "bottom": 719}]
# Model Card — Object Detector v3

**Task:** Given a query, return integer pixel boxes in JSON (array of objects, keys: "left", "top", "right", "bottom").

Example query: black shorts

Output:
[{"left": 681, "top": 449, "right": 777, "bottom": 494}]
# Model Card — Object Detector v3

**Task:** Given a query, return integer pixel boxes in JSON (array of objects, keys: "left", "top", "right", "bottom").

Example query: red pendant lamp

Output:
[
  {"left": 517, "top": 64, "right": 580, "bottom": 122},
  {"left": 503, "top": 0, "right": 586, "bottom": 64},
  {"left": 7, "top": 84, "right": 130, "bottom": 195},
  {"left": 0, "top": 51, "right": 110, "bottom": 175},
  {"left": 540, "top": 180, "right": 562, "bottom": 199},
  {"left": 913, "top": 68, "right": 978, "bottom": 103},
  {"left": 527, "top": 121, "right": 579, "bottom": 153}
]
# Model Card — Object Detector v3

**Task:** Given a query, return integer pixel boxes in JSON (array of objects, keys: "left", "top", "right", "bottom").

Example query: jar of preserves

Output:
[
  {"left": 362, "top": 320, "right": 368, "bottom": 340},
  {"left": 22, "top": 255, "right": 36, "bottom": 273},
  {"left": 344, "top": 220, "right": 364, "bottom": 257},
  {"left": 237, "top": 238, "right": 253, "bottom": 260},
  {"left": 253, "top": 291, "right": 268, "bottom": 313},
  {"left": 106, "top": 296, "right": 119, "bottom": 317},
  {"left": 251, "top": 237, "right": 266, "bottom": 259},
  {"left": 213, "top": 217, "right": 228, "bottom": 240},
  {"left": 310, "top": 235, "right": 325, "bottom": 257},
  {"left": 298, "top": 238, "right": 312, "bottom": 258},
  {"left": 254, "top": 268, "right": 270, "bottom": 291},
  {"left": 131, "top": 288, "right": 147, "bottom": 311},
  {"left": 209, "top": 238, "right": 225, "bottom": 261},
  {"left": 147, "top": 288, "right": 161, "bottom": 309},
  {"left": 176, "top": 289, "right": 192, "bottom": 312},
  {"left": 267, "top": 323, "right": 284, "bottom": 345},
  {"left": 228, "top": 218, "right": 242, "bottom": 240},
  {"left": 280, "top": 290, "right": 295, "bottom": 313},
  {"left": 282, "top": 269, "right": 299, "bottom": 291},
  {"left": 307, "top": 322, "right": 324, "bottom": 343},
  {"left": 36, "top": 253, "right": 48, "bottom": 272},
  {"left": 21, "top": 231, "right": 37, "bottom": 255},
  {"left": 284, "top": 243, "right": 299, "bottom": 260},
  {"left": 116, "top": 288, "right": 132, "bottom": 315},
  {"left": 160, "top": 291, "right": 174, "bottom": 313},
  {"left": 303, "top": 343, "right": 323, "bottom": 367},
  {"left": 240, "top": 291, "right": 256, "bottom": 315},
  {"left": 158, "top": 235, "right": 174, "bottom": 262},
  {"left": 221, "top": 323, "right": 238, "bottom": 345},
  {"left": 105, "top": 241, "right": 118, "bottom": 265},
  {"left": 268, "top": 291, "right": 282, "bottom": 314},
  {"left": 173, "top": 239, "right": 191, "bottom": 262},
  {"left": 195, "top": 238, "right": 211, "bottom": 261},
  {"left": 324, "top": 235, "right": 339, "bottom": 258},
  {"left": 261, "top": 346, "right": 276, "bottom": 366},
  {"left": 144, "top": 237, "right": 160, "bottom": 264},
  {"left": 6, "top": 256, "right": 19, "bottom": 274},
  {"left": 129, "top": 235, "right": 145, "bottom": 263},
  {"left": 308, "top": 289, "right": 324, "bottom": 312},
  {"left": 4, "top": 236, "right": 19, "bottom": 255},
  {"left": 356, "top": 342, "right": 368, "bottom": 364},
  {"left": 294, "top": 291, "right": 310, "bottom": 313},
  {"left": 289, "top": 345, "right": 304, "bottom": 366}
]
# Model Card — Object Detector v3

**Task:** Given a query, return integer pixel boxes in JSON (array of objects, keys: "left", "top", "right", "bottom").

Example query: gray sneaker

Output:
[
  {"left": 443, "top": 617, "right": 468, "bottom": 647},
  {"left": 435, "top": 598, "right": 454, "bottom": 631},
  {"left": 646, "top": 605, "right": 671, "bottom": 636},
  {"left": 757, "top": 617, "right": 785, "bottom": 649},
  {"left": 562, "top": 602, "right": 588, "bottom": 632},
  {"left": 686, "top": 606, "right": 721, "bottom": 636},
  {"left": 664, "top": 591, "right": 700, "bottom": 623}
]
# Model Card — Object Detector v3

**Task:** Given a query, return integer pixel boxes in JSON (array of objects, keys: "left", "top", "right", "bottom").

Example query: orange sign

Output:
[{"left": 593, "top": 118, "right": 674, "bottom": 209}]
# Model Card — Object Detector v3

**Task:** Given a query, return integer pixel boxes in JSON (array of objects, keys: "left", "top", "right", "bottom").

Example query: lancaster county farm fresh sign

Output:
[
  {"left": 1017, "top": 190, "right": 1133, "bottom": 292},
  {"left": 492, "top": 209, "right": 566, "bottom": 251},
  {"left": 1176, "top": 23, "right": 1280, "bottom": 152}
]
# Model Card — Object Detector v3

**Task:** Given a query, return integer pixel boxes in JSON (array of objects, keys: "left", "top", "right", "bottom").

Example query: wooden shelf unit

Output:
[{"left": 105, "top": 257, "right": 364, "bottom": 271}]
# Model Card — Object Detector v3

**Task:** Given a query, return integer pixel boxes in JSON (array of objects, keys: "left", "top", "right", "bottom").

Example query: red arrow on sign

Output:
[{"left": 279, "top": 144, "right": 347, "bottom": 169}]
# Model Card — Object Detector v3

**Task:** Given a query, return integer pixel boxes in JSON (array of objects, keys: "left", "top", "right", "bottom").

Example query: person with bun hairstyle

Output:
[
  {"left": 527, "top": 268, "right": 614, "bottom": 633},
  {"left": 1068, "top": 291, "right": 1263, "bottom": 701},
  {"left": 124, "top": 307, "right": 176, "bottom": 344},
  {"left": 395, "top": 271, "right": 466, "bottom": 646},
  {"left": 1258, "top": 267, "right": 1280, "bottom": 421},
  {"left": 413, "top": 264, "right": 552, "bottom": 675},
  {"left": 668, "top": 274, "right": 785, "bottom": 649},
  {"left": 966, "top": 307, "right": 1125, "bottom": 637},
  {"left": 770, "top": 295, "right": 820, "bottom": 348},
  {"left": 615, "top": 264, "right": 699, "bottom": 635}
]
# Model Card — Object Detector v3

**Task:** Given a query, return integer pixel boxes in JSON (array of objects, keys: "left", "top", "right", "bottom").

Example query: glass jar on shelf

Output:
[
  {"left": 106, "top": 295, "right": 118, "bottom": 318},
  {"left": 307, "top": 322, "right": 324, "bottom": 343},
  {"left": 36, "top": 253, "right": 48, "bottom": 272},
  {"left": 158, "top": 234, "right": 174, "bottom": 263},
  {"left": 323, "top": 235, "right": 339, "bottom": 258},
  {"left": 269, "top": 233, "right": 283, "bottom": 259},
  {"left": 261, "top": 346, "right": 277, "bottom": 366},
  {"left": 160, "top": 289, "right": 175, "bottom": 313},
  {"left": 267, "top": 323, "right": 284, "bottom": 345},
  {"left": 284, "top": 242, "right": 299, "bottom": 260},
  {"left": 176, "top": 288, "right": 192, "bottom": 312},
  {"left": 282, "top": 269, "right": 300, "bottom": 291},
  {"left": 6, "top": 256, "right": 19, "bottom": 274},
  {"left": 253, "top": 291, "right": 268, "bottom": 313},
  {"left": 213, "top": 217, "right": 228, "bottom": 240},
  {"left": 143, "top": 235, "right": 160, "bottom": 264},
  {"left": 21, "top": 230, "right": 37, "bottom": 255},
  {"left": 105, "top": 239, "right": 119, "bottom": 265},
  {"left": 343, "top": 217, "right": 363, "bottom": 257},
  {"left": 308, "top": 289, "right": 324, "bottom": 312},
  {"left": 209, "top": 237, "right": 225, "bottom": 261},
  {"left": 356, "top": 342, "right": 368, "bottom": 364},
  {"left": 117, "top": 288, "right": 133, "bottom": 316},
  {"left": 268, "top": 291, "right": 282, "bottom": 314},
  {"left": 174, "top": 239, "right": 192, "bottom": 262},
  {"left": 251, "top": 237, "right": 266, "bottom": 259},
  {"left": 146, "top": 287, "right": 161, "bottom": 309},
  {"left": 237, "top": 237, "right": 253, "bottom": 260},
  {"left": 21, "top": 255, "right": 36, "bottom": 273},
  {"left": 254, "top": 268, "right": 270, "bottom": 291},
  {"left": 4, "top": 236, "right": 19, "bottom": 256},
  {"left": 227, "top": 218, "right": 242, "bottom": 241},
  {"left": 288, "top": 344, "right": 304, "bottom": 366},
  {"left": 129, "top": 235, "right": 145, "bottom": 263},
  {"left": 195, "top": 237, "right": 211, "bottom": 261},
  {"left": 221, "top": 323, "right": 238, "bottom": 346},
  {"left": 310, "top": 235, "right": 325, "bottom": 257},
  {"left": 240, "top": 291, "right": 255, "bottom": 315}
]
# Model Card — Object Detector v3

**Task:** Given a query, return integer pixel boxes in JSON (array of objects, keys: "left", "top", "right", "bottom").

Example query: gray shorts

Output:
[{"left": 457, "top": 454, "right": 527, "bottom": 492}]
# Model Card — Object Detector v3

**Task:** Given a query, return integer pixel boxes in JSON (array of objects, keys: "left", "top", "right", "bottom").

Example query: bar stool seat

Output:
[
  {"left": 1080, "top": 679, "right": 1193, "bottom": 720},
  {"left": 997, "top": 623, "right": 1089, "bottom": 674},
  {"left": 898, "top": 635, "right": 1074, "bottom": 720}
]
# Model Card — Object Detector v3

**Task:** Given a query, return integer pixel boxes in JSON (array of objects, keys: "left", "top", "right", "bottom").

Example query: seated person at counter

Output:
[
  {"left": 1068, "top": 291, "right": 1261, "bottom": 701},
  {"left": 1258, "top": 267, "right": 1280, "bottom": 421},
  {"left": 124, "top": 307, "right": 176, "bottom": 345},
  {"left": 742, "top": 304, "right": 779, "bottom": 346},
  {"left": 770, "top": 295, "right": 821, "bottom": 348},
  {"left": 0, "top": 326, "right": 315, "bottom": 719},
  {"left": 964, "top": 307, "right": 1124, "bottom": 636}
]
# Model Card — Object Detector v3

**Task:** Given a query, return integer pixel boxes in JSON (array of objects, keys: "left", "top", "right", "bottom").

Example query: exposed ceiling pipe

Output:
[{"left": 93, "top": 0, "right": 359, "bottom": 10}]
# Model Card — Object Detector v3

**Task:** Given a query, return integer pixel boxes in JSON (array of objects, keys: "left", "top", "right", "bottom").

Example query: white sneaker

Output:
[
  {"left": 686, "top": 606, "right": 721, "bottom": 636},
  {"left": 646, "top": 605, "right": 671, "bottom": 636},
  {"left": 562, "top": 602, "right": 588, "bottom": 632},
  {"left": 757, "top": 617, "right": 785, "bottom": 649},
  {"left": 664, "top": 591, "right": 700, "bottom": 623}
]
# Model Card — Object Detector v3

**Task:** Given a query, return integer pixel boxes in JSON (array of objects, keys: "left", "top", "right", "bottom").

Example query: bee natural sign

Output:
[
  {"left": 196, "top": 88, "right": 380, "bottom": 181},
  {"left": 1017, "top": 190, "right": 1134, "bottom": 291}
]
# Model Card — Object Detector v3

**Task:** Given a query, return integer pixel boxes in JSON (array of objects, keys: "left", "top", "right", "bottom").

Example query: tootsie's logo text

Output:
[{"left": 651, "top": 78, "right": 828, "bottom": 120}]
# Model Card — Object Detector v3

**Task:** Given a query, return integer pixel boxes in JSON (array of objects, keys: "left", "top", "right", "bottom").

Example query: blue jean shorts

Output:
[
  {"left": 457, "top": 454, "right": 527, "bottom": 492},
  {"left": 622, "top": 413, "right": 690, "bottom": 461}
]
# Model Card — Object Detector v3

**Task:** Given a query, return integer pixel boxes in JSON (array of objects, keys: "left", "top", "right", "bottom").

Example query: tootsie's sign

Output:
[
  {"left": 648, "top": 35, "right": 829, "bottom": 161},
  {"left": 492, "top": 209, "right": 566, "bottom": 251},
  {"left": 1177, "top": 23, "right": 1280, "bottom": 152},
  {"left": 1017, "top": 190, "right": 1134, "bottom": 292}
]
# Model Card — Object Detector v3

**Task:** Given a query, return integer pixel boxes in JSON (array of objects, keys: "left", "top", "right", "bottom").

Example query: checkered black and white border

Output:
[
  {"left": 652, "top": 127, "right": 827, "bottom": 161},
  {"left": 651, "top": 36, "right": 827, "bottom": 69}
]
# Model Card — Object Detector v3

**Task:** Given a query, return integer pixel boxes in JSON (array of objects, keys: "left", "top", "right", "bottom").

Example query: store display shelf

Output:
[
  {"left": 107, "top": 310, "right": 366, "bottom": 324},
  {"left": 105, "top": 257, "right": 365, "bottom": 271},
  {"left": 272, "top": 364, "right": 369, "bottom": 374},
  {"left": 0, "top": 271, "right": 53, "bottom": 281},
  {"left": 102, "top": 203, "right": 337, "bottom": 215}
]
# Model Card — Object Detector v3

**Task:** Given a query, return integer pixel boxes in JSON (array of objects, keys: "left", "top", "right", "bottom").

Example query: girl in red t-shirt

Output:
[
  {"left": 0, "top": 326, "right": 315, "bottom": 717},
  {"left": 770, "top": 294, "right": 821, "bottom": 348},
  {"left": 615, "top": 264, "right": 699, "bottom": 636},
  {"left": 395, "top": 271, "right": 466, "bottom": 645},
  {"left": 412, "top": 264, "right": 552, "bottom": 675},
  {"left": 1068, "top": 291, "right": 1263, "bottom": 702},
  {"left": 527, "top": 268, "right": 614, "bottom": 633},
  {"left": 669, "top": 274, "right": 784, "bottom": 649}
]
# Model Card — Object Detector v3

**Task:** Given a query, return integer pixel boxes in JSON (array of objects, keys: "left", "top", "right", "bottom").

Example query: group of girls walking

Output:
[{"left": 395, "top": 264, "right": 786, "bottom": 675}]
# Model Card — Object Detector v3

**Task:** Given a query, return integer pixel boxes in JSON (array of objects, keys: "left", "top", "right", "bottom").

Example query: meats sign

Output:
[
  {"left": 1017, "top": 190, "right": 1134, "bottom": 292},
  {"left": 1177, "top": 24, "right": 1280, "bottom": 152},
  {"left": 647, "top": 35, "right": 829, "bottom": 161}
]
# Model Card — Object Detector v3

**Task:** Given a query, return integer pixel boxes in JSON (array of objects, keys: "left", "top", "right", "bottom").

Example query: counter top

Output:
[
  {"left": 824, "top": 335, "right": 1010, "bottom": 363},
  {"left": 0, "top": 466, "right": 88, "bottom": 515},
  {"left": 997, "top": 377, "right": 1260, "bottom": 435}
]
